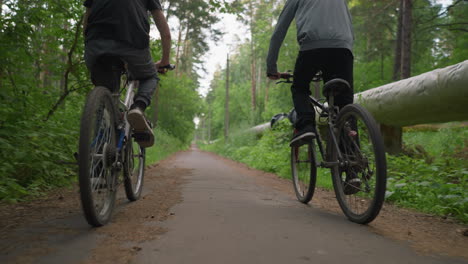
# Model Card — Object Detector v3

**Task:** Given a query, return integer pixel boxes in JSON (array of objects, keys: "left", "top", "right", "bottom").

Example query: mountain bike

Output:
[
  {"left": 78, "top": 56, "right": 174, "bottom": 227},
  {"left": 277, "top": 72, "right": 387, "bottom": 224}
]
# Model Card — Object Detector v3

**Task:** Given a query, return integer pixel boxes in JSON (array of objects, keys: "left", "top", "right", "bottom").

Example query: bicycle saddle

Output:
[{"left": 322, "top": 78, "right": 351, "bottom": 98}]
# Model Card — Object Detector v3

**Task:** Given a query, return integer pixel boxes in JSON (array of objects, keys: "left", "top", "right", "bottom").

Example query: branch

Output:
[
  {"left": 419, "top": 22, "right": 468, "bottom": 32},
  {"left": 418, "top": 0, "right": 463, "bottom": 24},
  {"left": 44, "top": 15, "right": 84, "bottom": 121}
]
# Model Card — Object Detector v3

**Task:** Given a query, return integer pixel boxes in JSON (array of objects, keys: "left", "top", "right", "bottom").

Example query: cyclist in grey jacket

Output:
[{"left": 266, "top": 0, "right": 354, "bottom": 146}]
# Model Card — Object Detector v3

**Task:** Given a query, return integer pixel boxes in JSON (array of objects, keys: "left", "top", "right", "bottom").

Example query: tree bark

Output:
[
  {"left": 180, "top": 23, "right": 190, "bottom": 76},
  {"left": 249, "top": 0, "right": 256, "bottom": 112},
  {"left": 392, "top": 0, "right": 403, "bottom": 81},
  {"left": 224, "top": 55, "right": 230, "bottom": 140},
  {"left": 401, "top": 0, "right": 412, "bottom": 79},
  {"left": 152, "top": 82, "right": 160, "bottom": 125},
  {"left": 250, "top": 44, "right": 256, "bottom": 112},
  {"left": 265, "top": 80, "right": 270, "bottom": 106},
  {"left": 208, "top": 106, "right": 212, "bottom": 142},
  {"left": 386, "top": 0, "right": 412, "bottom": 154},
  {"left": 175, "top": 24, "right": 183, "bottom": 76}
]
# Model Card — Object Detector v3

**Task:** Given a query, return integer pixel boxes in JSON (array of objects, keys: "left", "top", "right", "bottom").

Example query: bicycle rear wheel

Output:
[
  {"left": 78, "top": 86, "right": 117, "bottom": 227},
  {"left": 330, "top": 104, "right": 386, "bottom": 224},
  {"left": 124, "top": 136, "right": 145, "bottom": 201},
  {"left": 291, "top": 142, "right": 317, "bottom": 203}
]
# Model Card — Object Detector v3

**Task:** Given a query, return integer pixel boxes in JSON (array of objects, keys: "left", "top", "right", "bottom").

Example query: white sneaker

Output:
[{"left": 127, "top": 107, "right": 154, "bottom": 148}]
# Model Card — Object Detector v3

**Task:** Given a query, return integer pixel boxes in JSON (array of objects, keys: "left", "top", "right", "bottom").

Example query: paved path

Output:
[
  {"left": 1, "top": 148, "right": 467, "bottom": 264},
  {"left": 135, "top": 149, "right": 465, "bottom": 264}
]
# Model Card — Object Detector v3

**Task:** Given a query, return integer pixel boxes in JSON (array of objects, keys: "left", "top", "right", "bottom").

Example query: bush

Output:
[
  {"left": 0, "top": 104, "right": 80, "bottom": 202},
  {"left": 145, "top": 127, "right": 189, "bottom": 165}
]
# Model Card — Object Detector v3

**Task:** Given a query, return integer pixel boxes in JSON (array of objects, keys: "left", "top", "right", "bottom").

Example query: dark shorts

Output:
[{"left": 84, "top": 39, "right": 158, "bottom": 106}]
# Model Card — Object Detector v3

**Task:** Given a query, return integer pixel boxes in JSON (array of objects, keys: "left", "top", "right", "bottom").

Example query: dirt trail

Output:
[{"left": 0, "top": 147, "right": 467, "bottom": 264}]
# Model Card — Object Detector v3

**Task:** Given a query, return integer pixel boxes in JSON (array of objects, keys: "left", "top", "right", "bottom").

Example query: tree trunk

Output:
[
  {"left": 265, "top": 80, "right": 270, "bottom": 106},
  {"left": 392, "top": 0, "right": 403, "bottom": 81},
  {"left": 152, "top": 82, "right": 160, "bottom": 125},
  {"left": 60, "top": 22, "right": 70, "bottom": 93},
  {"left": 249, "top": 0, "right": 256, "bottom": 112},
  {"left": 401, "top": 0, "right": 412, "bottom": 79},
  {"left": 175, "top": 24, "right": 183, "bottom": 76},
  {"left": 208, "top": 107, "right": 212, "bottom": 142},
  {"left": 250, "top": 45, "right": 256, "bottom": 112},
  {"left": 224, "top": 55, "right": 230, "bottom": 140},
  {"left": 181, "top": 24, "right": 190, "bottom": 76},
  {"left": 386, "top": 0, "right": 412, "bottom": 154}
]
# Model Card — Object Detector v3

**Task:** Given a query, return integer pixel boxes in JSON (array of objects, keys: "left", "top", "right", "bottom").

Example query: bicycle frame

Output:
[
  {"left": 114, "top": 79, "right": 138, "bottom": 153},
  {"left": 309, "top": 95, "right": 345, "bottom": 167}
]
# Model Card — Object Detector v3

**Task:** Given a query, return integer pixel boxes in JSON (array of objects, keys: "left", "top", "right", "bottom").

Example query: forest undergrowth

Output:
[{"left": 0, "top": 120, "right": 187, "bottom": 203}]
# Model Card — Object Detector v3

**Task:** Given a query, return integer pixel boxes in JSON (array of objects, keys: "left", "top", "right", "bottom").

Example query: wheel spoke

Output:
[
  {"left": 330, "top": 104, "right": 386, "bottom": 224},
  {"left": 291, "top": 143, "right": 316, "bottom": 203}
]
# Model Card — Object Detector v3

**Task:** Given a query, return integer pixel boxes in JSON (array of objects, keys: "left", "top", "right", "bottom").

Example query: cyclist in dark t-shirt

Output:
[{"left": 83, "top": 0, "right": 171, "bottom": 148}]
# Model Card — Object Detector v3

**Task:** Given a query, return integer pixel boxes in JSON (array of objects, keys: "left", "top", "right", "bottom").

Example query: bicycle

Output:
[
  {"left": 78, "top": 56, "right": 174, "bottom": 227},
  {"left": 276, "top": 72, "right": 387, "bottom": 224}
]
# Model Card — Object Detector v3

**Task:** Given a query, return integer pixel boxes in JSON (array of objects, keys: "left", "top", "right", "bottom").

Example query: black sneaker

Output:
[
  {"left": 289, "top": 125, "right": 316, "bottom": 147},
  {"left": 127, "top": 106, "right": 154, "bottom": 148},
  {"left": 343, "top": 171, "right": 361, "bottom": 195}
]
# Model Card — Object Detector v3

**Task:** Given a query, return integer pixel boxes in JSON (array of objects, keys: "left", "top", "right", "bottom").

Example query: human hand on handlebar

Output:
[
  {"left": 155, "top": 60, "right": 175, "bottom": 74},
  {"left": 267, "top": 72, "right": 280, "bottom": 80},
  {"left": 268, "top": 72, "right": 293, "bottom": 80}
]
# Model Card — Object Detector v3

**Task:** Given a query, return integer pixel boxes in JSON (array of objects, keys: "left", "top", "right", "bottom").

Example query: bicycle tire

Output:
[
  {"left": 330, "top": 104, "right": 386, "bottom": 224},
  {"left": 291, "top": 142, "right": 317, "bottom": 203},
  {"left": 123, "top": 136, "right": 145, "bottom": 201},
  {"left": 78, "top": 86, "right": 118, "bottom": 227}
]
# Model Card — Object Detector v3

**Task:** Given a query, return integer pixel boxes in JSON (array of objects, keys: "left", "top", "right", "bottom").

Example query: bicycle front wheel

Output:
[
  {"left": 124, "top": 136, "right": 145, "bottom": 201},
  {"left": 78, "top": 86, "right": 117, "bottom": 227},
  {"left": 291, "top": 142, "right": 317, "bottom": 203},
  {"left": 330, "top": 104, "right": 386, "bottom": 224}
]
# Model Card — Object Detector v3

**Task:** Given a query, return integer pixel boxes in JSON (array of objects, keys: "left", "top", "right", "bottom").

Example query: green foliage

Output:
[
  {"left": 202, "top": 123, "right": 468, "bottom": 223},
  {"left": 0, "top": 0, "right": 203, "bottom": 202},
  {"left": 0, "top": 99, "right": 82, "bottom": 202},
  {"left": 145, "top": 127, "right": 188, "bottom": 165},
  {"left": 200, "top": 0, "right": 468, "bottom": 142},
  {"left": 152, "top": 74, "right": 202, "bottom": 145},
  {"left": 403, "top": 126, "right": 468, "bottom": 159},
  {"left": 386, "top": 155, "right": 467, "bottom": 223}
]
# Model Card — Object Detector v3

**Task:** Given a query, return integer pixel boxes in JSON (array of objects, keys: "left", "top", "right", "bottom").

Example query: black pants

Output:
[
  {"left": 292, "top": 48, "right": 354, "bottom": 129},
  {"left": 85, "top": 39, "right": 159, "bottom": 108}
]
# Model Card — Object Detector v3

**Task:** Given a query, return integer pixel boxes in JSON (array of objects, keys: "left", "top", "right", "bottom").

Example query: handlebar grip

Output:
[{"left": 279, "top": 73, "right": 293, "bottom": 79}]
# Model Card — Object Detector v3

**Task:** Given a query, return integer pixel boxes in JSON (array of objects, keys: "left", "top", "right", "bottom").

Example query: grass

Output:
[
  {"left": 200, "top": 120, "right": 468, "bottom": 223},
  {"left": 145, "top": 127, "right": 188, "bottom": 165}
]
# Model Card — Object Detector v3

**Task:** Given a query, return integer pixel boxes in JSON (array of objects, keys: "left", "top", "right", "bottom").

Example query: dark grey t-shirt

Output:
[{"left": 84, "top": 0, "right": 162, "bottom": 49}]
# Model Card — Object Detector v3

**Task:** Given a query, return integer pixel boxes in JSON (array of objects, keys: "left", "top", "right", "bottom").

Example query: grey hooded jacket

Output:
[{"left": 266, "top": 0, "right": 354, "bottom": 74}]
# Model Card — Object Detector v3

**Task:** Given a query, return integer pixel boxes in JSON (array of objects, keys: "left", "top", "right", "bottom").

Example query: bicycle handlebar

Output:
[
  {"left": 271, "top": 71, "right": 323, "bottom": 84},
  {"left": 159, "top": 64, "right": 176, "bottom": 71}
]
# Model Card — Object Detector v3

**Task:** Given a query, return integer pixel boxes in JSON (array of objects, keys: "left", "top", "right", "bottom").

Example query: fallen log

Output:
[{"left": 355, "top": 60, "right": 468, "bottom": 127}]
